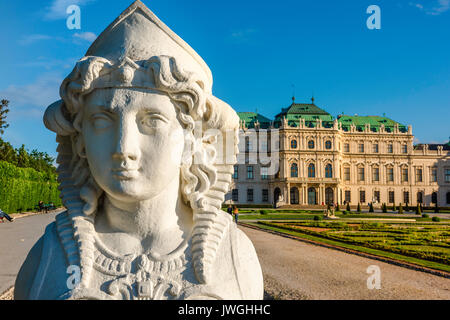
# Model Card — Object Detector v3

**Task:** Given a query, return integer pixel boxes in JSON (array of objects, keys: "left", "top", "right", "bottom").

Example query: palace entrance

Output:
[
  {"left": 308, "top": 187, "right": 317, "bottom": 205},
  {"left": 325, "top": 187, "right": 334, "bottom": 205},
  {"left": 290, "top": 187, "right": 299, "bottom": 205}
]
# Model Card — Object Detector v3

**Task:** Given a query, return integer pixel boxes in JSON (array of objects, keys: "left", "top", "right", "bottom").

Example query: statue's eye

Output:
[
  {"left": 91, "top": 114, "right": 113, "bottom": 129},
  {"left": 141, "top": 114, "right": 168, "bottom": 129}
]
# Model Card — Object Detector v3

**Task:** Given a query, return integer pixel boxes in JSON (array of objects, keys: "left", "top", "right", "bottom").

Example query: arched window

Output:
[
  {"left": 417, "top": 192, "right": 423, "bottom": 204},
  {"left": 291, "top": 139, "right": 297, "bottom": 149},
  {"left": 432, "top": 192, "right": 437, "bottom": 204},
  {"left": 325, "top": 164, "right": 333, "bottom": 178},
  {"left": 308, "top": 140, "right": 315, "bottom": 149},
  {"left": 308, "top": 163, "right": 315, "bottom": 178},
  {"left": 290, "top": 163, "right": 298, "bottom": 178},
  {"left": 325, "top": 140, "right": 332, "bottom": 150}
]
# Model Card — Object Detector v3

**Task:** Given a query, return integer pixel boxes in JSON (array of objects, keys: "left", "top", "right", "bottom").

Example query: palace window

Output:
[
  {"left": 247, "top": 166, "right": 254, "bottom": 180},
  {"left": 232, "top": 189, "right": 239, "bottom": 202},
  {"left": 344, "top": 143, "right": 350, "bottom": 152},
  {"left": 389, "top": 191, "right": 395, "bottom": 204},
  {"left": 308, "top": 140, "right": 315, "bottom": 149},
  {"left": 245, "top": 138, "right": 252, "bottom": 152},
  {"left": 345, "top": 191, "right": 351, "bottom": 203},
  {"left": 344, "top": 167, "right": 350, "bottom": 181},
  {"left": 374, "top": 191, "right": 380, "bottom": 203},
  {"left": 432, "top": 192, "right": 437, "bottom": 204},
  {"left": 416, "top": 168, "right": 423, "bottom": 182},
  {"left": 373, "top": 143, "right": 379, "bottom": 153},
  {"left": 290, "top": 163, "right": 298, "bottom": 178},
  {"left": 445, "top": 169, "right": 450, "bottom": 183},
  {"left": 233, "top": 165, "right": 238, "bottom": 179},
  {"left": 291, "top": 139, "right": 298, "bottom": 149},
  {"left": 262, "top": 189, "right": 269, "bottom": 202},
  {"left": 308, "top": 163, "right": 316, "bottom": 178},
  {"left": 360, "top": 190, "right": 366, "bottom": 203},
  {"left": 325, "top": 164, "right": 333, "bottom": 178},
  {"left": 372, "top": 167, "right": 379, "bottom": 182},
  {"left": 387, "top": 144, "right": 393, "bottom": 153},
  {"left": 325, "top": 141, "right": 332, "bottom": 150},
  {"left": 402, "top": 144, "right": 408, "bottom": 154},
  {"left": 404, "top": 191, "right": 410, "bottom": 204},
  {"left": 417, "top": 192, "right": 423, "bottom": 204},
  {"left": 358, "top": 167, "right": 365, "bottom": 182},
  {"left": 401, "top": 168, "right": 409, "bottom": 182},
  {"left": 247, "top": 189, "right": 254, "bottom": 202},
  {"left": 358, "top": 143, "right": 365, "bottom": 153},
  {"left": 387, "top": 167, "right": 394, "bottom": 182},
  {"left": 261, "top": 167, "right": 268, "bottom": 180},
  {"left": 431, "top": 168, "right": 437, "bottom": 182}
]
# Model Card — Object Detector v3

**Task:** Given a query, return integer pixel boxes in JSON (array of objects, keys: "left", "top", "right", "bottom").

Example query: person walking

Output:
[
  {"left": 233, "top": 206, "right": 239, "bottom": 224},
  {"left": 227, "top": 205, "right": 233, "bottom": 216},
  {"left": 0, "top": 209, "right": 14, "bottom": 222}
]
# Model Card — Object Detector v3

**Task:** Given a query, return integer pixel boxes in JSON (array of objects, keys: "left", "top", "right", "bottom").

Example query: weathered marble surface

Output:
[{"left": 15, "top": 0, "right": 263, "bottom": 300}]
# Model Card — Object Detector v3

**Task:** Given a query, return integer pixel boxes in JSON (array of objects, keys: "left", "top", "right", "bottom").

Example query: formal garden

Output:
[{"left": 226, "top": 206, "right": 450, "bottom": 273}]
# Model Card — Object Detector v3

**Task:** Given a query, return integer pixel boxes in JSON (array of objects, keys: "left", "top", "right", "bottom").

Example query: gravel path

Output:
[
  {"left": 239, "top": 225, "right": 450, "bottom": 300},
  {"left": 0, "top": 210, "right": 62, "bottom": 296}
]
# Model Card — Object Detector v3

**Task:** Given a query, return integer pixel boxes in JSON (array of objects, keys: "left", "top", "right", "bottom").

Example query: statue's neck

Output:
[{"left": 97, "top": 177, "right": 193, "bottom": 256}]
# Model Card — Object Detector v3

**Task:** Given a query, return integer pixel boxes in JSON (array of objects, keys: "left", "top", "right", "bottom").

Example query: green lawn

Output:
[{"left": 244, "top": 220, "right": 450, "bottom": 273}]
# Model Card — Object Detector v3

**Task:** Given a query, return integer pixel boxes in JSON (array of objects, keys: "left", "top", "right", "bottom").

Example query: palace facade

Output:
[{"left": 226, "top": 98, "right": 450, "bottom": 208}]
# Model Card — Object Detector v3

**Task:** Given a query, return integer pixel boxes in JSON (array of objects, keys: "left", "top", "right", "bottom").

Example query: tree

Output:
[
  {"left": 346, "top": 202, "right": 351, "bottom": 212},
  {"left": 0, "top": 99, "right": 10, "bottom": 135},
  {"left": 369, "top": 202, "right": 374, "bottom": 213},
  {"left": 382, "top": 203, "right": 387, "bottom": 213},
  {"left": 398, "top": 203, "right": 403, "bottom": 214},
  {"left": 16, "top": 145, "right": 30, "bottom": 168},
  {"left": 416, "top": 203, "right": 421, "bottom": 215},
  {"left": 357, "top": 203, "right": 361, "bottom": 213}
]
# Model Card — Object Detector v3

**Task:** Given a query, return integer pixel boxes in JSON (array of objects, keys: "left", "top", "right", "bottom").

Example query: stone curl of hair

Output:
[{"left": 43, "top": 55, "right": 239, "bottom": 288}]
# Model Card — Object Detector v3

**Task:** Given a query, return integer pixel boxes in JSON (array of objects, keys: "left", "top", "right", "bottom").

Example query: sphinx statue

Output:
[{"left": 14, "top": 0, "right": 263, "bottom": 300}]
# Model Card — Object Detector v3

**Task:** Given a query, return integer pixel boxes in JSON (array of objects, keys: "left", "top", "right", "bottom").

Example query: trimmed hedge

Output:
[{"left": 0, "top": 161, "right": 62, "bottom": 213}]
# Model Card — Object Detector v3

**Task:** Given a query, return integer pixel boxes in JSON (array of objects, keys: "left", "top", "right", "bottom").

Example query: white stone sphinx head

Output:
[{"left": 26, "top": 1, "right": 263, "bottom": 300}]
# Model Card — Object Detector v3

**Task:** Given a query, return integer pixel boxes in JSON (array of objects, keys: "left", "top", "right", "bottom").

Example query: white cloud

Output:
[
  {"left": 409, "top": 0, "right": 450, "bottom": 15},
  {"left": 73, "top": 31, "right": 97, "bottom": 43},
  {"left": 0, "top": 73, "right": 63, "bottom": 117},
  {"left": 43, "top": 0, "right": 95, "bottom": 20},
  {"left": 18, "top": 34, "right": 54, "bottom": 46}
]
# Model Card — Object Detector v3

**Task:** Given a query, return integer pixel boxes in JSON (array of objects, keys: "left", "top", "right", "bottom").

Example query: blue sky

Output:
[{"left": 0, "top": 0, "right": 449, "bottom": 159}]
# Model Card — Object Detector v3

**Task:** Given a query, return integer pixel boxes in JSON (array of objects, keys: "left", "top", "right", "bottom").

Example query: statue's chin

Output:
[{"left": 103, "top": 181, "right": 157, "bottom": 203}]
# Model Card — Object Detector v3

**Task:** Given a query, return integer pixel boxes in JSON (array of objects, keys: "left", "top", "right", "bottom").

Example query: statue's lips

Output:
[{"left": 112, "top": 169, "right": 139, "bottom": 180}]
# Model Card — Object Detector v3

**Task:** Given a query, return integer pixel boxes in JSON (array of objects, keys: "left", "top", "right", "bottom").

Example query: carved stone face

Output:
[{"left": 81, "top": 88, "right": 185, "bottom": 203}]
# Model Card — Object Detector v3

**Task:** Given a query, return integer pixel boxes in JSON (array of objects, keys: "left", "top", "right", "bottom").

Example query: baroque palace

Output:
[{"left": 226, "top": 97, "right": 450, "bottom": 208}]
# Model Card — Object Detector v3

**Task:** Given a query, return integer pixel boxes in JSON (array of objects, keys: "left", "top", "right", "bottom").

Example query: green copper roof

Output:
[
  {"left": 337, "top": 115, "right": 407, "bottom": 133},
  {"left": 274, "top": 101, "right": 334, "bottom": 128},
  {"left": 237, "top": 112, "right": 272, "bottom": 129}
]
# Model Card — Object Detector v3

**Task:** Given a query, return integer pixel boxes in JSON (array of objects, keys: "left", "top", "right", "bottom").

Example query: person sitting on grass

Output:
[{"left": 0, "top": 209, "right": 14, "bottom": 222}]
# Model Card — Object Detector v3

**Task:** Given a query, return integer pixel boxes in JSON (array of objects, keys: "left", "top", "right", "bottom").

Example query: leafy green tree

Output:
[
  {"left": 399, "top": 203, "right": 403, "bottom": 214},
  {"left": 382, "top": 203, "right": 387, "bottom": 213},
  {"left": 346, "top": 203, "right": 351, "bottom": 212},
  {"left": 357, "top": 203, "right": 361, "bottom": 213},
  {"left": 16, "top": 145, "right": 30, "bottom": 168},
  {"left": 0, "top": 138, "right": 17, "bottom": 164},
  {"left": 369, "top": 202, "right": 374, "bottom": 213},
  {"left": 0, "top": 99, "right": 9, "bottom": 135}
]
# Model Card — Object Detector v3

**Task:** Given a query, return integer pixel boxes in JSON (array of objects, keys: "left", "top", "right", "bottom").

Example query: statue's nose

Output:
[{"left": 112, "top": 116, "right": 140, "bottom": 162}]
